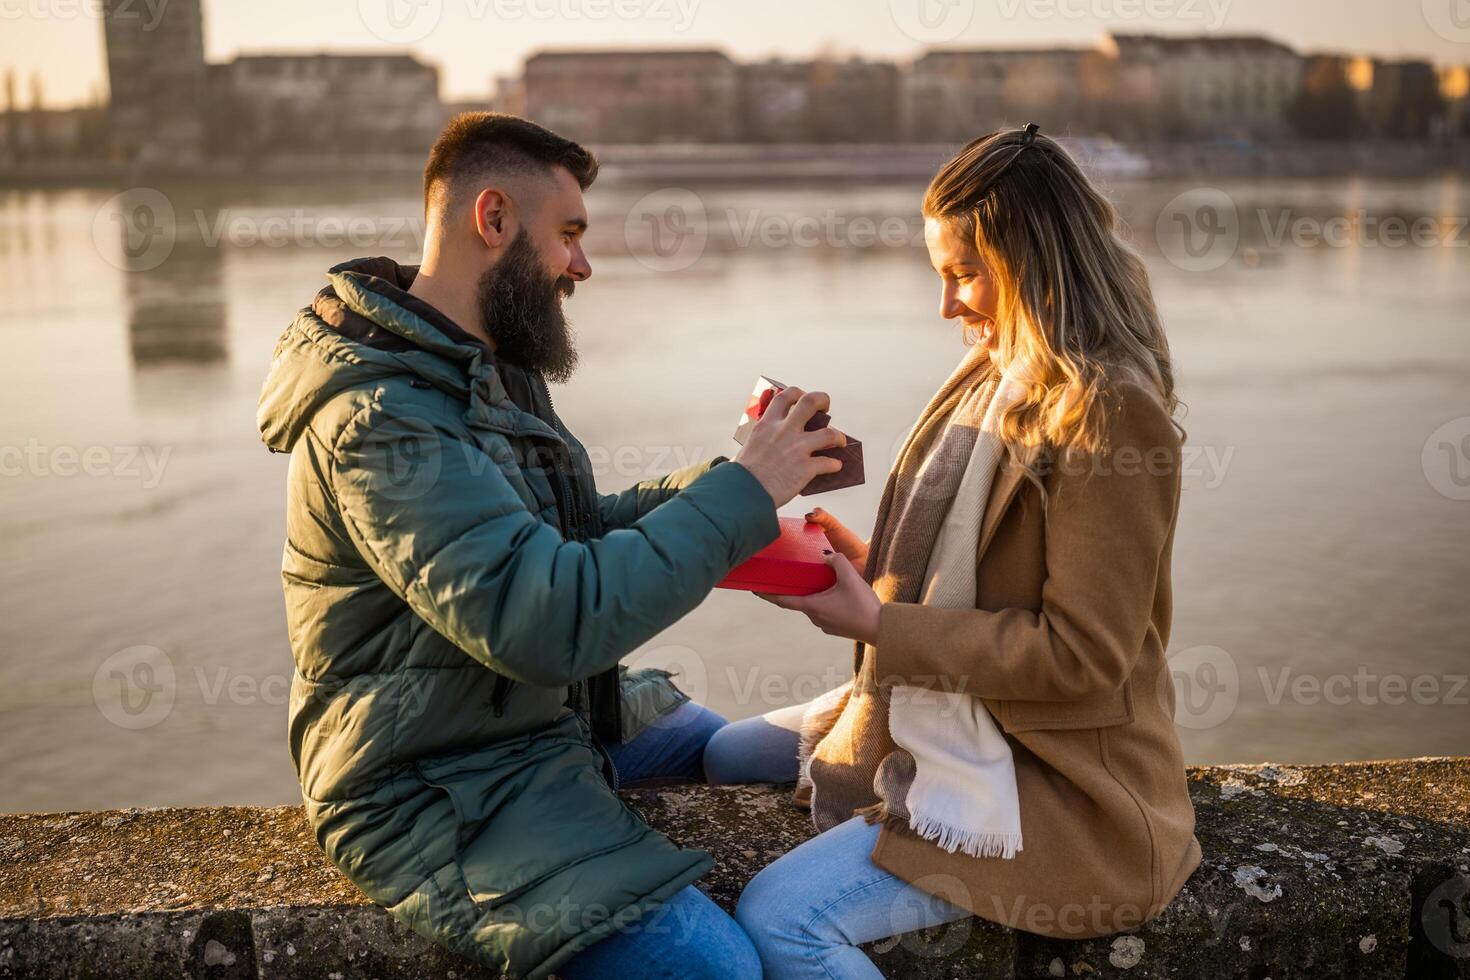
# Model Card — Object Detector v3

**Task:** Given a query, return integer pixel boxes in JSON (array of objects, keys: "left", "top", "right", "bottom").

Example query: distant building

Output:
[
  {"left": 739, "top": 59, "right": 813, "bottom": 143},
  {"left": 523, "top": 50, "right": 739, "bottom": 143},
  {"left": 1441, "top": 67, "right": 1470, "bottom": 141},
  {"left": 441, "top": 100, "right": 494, "bottom": 131},
  {"left": 1357, "top": 59, "right": 1445, "bottom": 140},
  {"left": 903, "top": 47, "right": 1113, "bottom": 142},
  {"left": 101, "top": 0, "right": 208, "bottom": 164},
  {"left": 1104, "top": 34, "right": 1302, "bottom": 140},
  {"left": 739, "top": 57, "right": 899, "bottom": 142},
  {"left": 489, "top": 74, "right": 526, "bottom": 117},
  {"left": 807, "top": 58, "right": 900, "bottom": 142},
  {"left": 0, "top": 70, "right": 106, "bottom": 165},
  {"left": 99, "top": 0, "right": 441, "bottom": 166},
  {"left": 0, "top": 106, "right": 107, "bottom": 163},
  {"left": 1291, "top": 54, "right": 1369, "bottom": 139},
  {"left": 207, "top": 54, "right": 440, "bottom": 159},
  {"left": 79, "top": 18, "right": 1468, "bottom": 163},
  {"left": 1291, "top": 54, "right": 1448, "bottom": 141}
]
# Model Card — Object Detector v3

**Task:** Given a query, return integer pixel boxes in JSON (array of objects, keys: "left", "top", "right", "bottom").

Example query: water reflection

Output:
[
  {"left": 86, "top": 185, "right": 231, "bottom": 368},
  {"left": 124, "top": 259, "right": 228, "bottom": 366},
  {"left": 0, "top": 174, "right": 1467, "bottom": 811}
]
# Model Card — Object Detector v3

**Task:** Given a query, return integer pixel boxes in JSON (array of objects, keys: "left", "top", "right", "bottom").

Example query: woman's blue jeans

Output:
[{"left": 705, "top": 701, "right": 975, "bottom": 980}]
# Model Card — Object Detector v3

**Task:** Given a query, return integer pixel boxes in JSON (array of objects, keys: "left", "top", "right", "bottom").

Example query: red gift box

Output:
[{"left": 716, "top": 517, "right": 837, "bottom": 596}]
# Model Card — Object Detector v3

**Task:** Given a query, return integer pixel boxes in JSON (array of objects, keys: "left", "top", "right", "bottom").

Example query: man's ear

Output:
[{"left": 473, "top": 187, "right": 512, "bottom": 248}]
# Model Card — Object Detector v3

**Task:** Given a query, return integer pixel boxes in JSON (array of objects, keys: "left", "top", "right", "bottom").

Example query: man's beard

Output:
[{"left": 476, "top": 228, "right": 579, "bottom": 383}]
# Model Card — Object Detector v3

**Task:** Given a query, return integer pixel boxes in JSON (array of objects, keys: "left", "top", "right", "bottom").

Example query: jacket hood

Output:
[{"left": 257, "top": 256, "right": 512, "bottom": 453}]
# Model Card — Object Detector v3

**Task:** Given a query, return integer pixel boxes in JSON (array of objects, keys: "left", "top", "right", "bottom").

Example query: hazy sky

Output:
[{"left": 3, "top": 0, "right": 1468, "bottom": 109}]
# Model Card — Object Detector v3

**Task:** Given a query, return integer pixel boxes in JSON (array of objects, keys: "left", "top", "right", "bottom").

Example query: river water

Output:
[{"left": 1, "top": 172, "right": 1466, "bottom": 811}]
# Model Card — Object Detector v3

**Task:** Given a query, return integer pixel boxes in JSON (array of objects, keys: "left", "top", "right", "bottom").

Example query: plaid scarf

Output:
[{"left": 801, "top": 345, "right": 1021, "bottom": 846}]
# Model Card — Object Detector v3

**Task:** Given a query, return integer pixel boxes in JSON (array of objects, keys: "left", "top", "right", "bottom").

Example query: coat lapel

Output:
[{"left": 976, "top": 450, "right": 1028, "bottom": 564}]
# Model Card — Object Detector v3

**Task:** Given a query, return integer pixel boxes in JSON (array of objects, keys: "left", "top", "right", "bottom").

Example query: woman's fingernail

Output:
[
  {"left": 822, "top": 549, "right": 833, "bottom": 555},
  {"left": 805, "top": 512, "right": 816, "bottom": 521}
]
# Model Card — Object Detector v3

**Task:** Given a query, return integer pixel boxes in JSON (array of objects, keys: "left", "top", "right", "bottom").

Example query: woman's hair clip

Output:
[{"left": 1020, "top": 123, "right": 1040, "bottom": 146}]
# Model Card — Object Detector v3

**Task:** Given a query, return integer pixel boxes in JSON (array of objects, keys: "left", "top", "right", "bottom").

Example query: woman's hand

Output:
[
  {"left": 756, "top": 552, "right": 881, "bottom": 646},
  {"left": 803, "top": 507, "right": 869, "bottom": 576}
]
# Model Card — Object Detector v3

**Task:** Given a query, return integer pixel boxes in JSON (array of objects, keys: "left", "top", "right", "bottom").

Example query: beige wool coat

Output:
[{"left": 815, "top": 378, "right": 1203, "bottom": 940}]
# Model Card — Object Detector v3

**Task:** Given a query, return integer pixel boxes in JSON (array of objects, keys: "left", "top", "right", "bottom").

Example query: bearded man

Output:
[{"left": 256, "top": 113, "right": 844, "bottom": 979}]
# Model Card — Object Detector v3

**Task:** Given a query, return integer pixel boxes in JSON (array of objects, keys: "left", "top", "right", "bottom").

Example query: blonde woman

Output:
[{"left": 703, "top": 125, "right": 1203, "bottom": 978}]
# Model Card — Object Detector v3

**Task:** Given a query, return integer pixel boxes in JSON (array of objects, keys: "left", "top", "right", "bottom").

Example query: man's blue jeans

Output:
[
  {"left": 601, "top": 697, "right": 727, "bottom": 787},
  {"left": 556, "top": 700, "right": 763, "bottom": 980}
]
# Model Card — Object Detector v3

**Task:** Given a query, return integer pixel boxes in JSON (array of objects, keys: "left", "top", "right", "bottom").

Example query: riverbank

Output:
[
  {"left": 2, "top": 140, "right": 1466, "bottom": 189},
  {"left": 2, "top": 757, "right": 1467, "bottom": 978}
]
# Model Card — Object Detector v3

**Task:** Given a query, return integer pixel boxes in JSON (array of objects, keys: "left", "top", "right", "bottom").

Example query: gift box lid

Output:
[
  {"left": 716, "top": 517, "right": 837, "bottom": 596},
  {"left": 733, "top": 376, "right": 831, "bottom": 445},
  {"left": 731, "top": 375, "right": 864, "bottom": 496}
]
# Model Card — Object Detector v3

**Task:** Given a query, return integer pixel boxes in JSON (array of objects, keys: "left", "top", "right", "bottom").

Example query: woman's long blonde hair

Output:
[{"left": 923, "top": 127, "right": 1177, "bottom": 456}]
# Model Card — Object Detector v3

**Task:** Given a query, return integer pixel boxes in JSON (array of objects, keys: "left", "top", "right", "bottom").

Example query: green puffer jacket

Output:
[{"left": 256, "top": 256, "right": 779, "bottom": 978}]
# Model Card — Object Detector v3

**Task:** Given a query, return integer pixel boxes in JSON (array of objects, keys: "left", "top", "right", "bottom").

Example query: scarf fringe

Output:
[
  {"left": 907, "top": 814, "right": 1023, "bottom": 859},
  {"left": 858, "top": 802, "right": 1023, "bottom": 860}
]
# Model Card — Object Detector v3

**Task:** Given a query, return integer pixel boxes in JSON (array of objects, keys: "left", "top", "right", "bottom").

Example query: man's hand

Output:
[
  {"left": 803, "top": 507, "right": 869, "bottom": 576},
  {"left": 732, "top": 386, "right": 845, "bottom": 508},
  {"left": 756, "top": 552, "right": 881, "bottom": 645}
]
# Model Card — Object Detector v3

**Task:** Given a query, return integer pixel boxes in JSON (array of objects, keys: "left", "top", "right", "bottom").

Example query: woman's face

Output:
[{"left": 924, "top": 216, "right": 999, "bottom": 350}]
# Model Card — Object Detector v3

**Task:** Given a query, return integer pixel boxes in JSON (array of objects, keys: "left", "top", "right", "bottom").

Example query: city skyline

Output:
[{"left": 2, "top": 0, "right": 1468, "bottom": 110}]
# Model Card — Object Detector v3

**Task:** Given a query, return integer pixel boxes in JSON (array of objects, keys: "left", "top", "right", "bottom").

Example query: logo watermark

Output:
[
  {"left": 345, "top": 417, "right": 716, "bottom": 502},
  {"left": 1160, "top": 643, "right": 1240, "bottom": 730},
  {"left": 869, "top": 873, "right": 975, "bottom": 959},
  {"left": 92, "top": 647, "right": 438, "bottom": 730},
  {"left": 358, "top": 0, "right": 698, "bottom": 43},
  {"left": 889, "top": 0, "right": 976, "bottom": 43},
  {"left": 1421, "top": 872, "right": 1470, "bottom": 959},
  {"left": 93, "top": 188, "right": 176, "bottom": 273},
  {"left": 358, "top": 416, "right": 445, "bottom": 503},
  {"left": 1422, "top": 0, "right": 1470, "bottom": 44},
  {"left": 621, "top": 188, "right": 950, "bottom": 272},
  {"left": 0, "top": 0, "right": 168, "bottom": 28},
  {"left": 0, "top": 440, "right": 171, "bottom": 488},
  {"left": 1156, "top": 187, "right": 1239, "bottom": 272},
  {"left": 993, "top": 0, "right": 1230, "bottom": 31},
  {"left": 92, "top": 191, "right": 429, "bottom": 271},
  {"left": 1156, "top": 187, "right": 1469, "bottom": 272},
  {"left": 624, "top": 188, "right": 710, "bottom": 273},
  {"left": 93, "top": 646, "right": 177, "bottom": 730},
  {"left": 1157, "top": 643, "right": 1468, "bottom": 730},
  {"left": 883, "top": 426, "right": 1237, "bottom": 502},
  {"left": 1258, "top": 665, "right": 1468, "bottom": 708},
  {"left": 193, "top": 210, "right": 426, "bottom": 251},
  {"left": 624, "top": 644, "right": 711, "bottom": 715},
  {"left": 357, "top": 0, "right": 444, "bottom": 42},
  {"left": 1423, "top": 416, "right": 1470, "bottom": 501}
]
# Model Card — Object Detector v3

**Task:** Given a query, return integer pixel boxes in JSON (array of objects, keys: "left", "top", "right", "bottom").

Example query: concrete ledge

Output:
[{"left": 2, "top": 758, "right": 1468, "bottom": 978}]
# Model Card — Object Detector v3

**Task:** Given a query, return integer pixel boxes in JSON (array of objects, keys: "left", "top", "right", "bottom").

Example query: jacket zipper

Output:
[
  {"left": 534, "top": 374, "right": 620, "bottom": 788},
  {"left": 488, "top": 376, "right": 579, "bottom": 721},
  {"left": 534, "top": 375, "right": 592, "bottom": 724},
  {"left": 490, "top": 673, "right": 512, "bottom": 717},
  {"left": 535, "top": 374, "right": 588, "bottom": 540}
]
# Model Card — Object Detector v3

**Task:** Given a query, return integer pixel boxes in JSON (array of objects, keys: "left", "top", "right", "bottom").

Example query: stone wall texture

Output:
[{"left": 2, "top": 758, "right": 1468, "bottom": 978}]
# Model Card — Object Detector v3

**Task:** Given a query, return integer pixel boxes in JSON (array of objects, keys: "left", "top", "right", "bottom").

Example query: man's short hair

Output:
[{"left": 422, "top": 112, "right": 599, "bottom": 218}]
